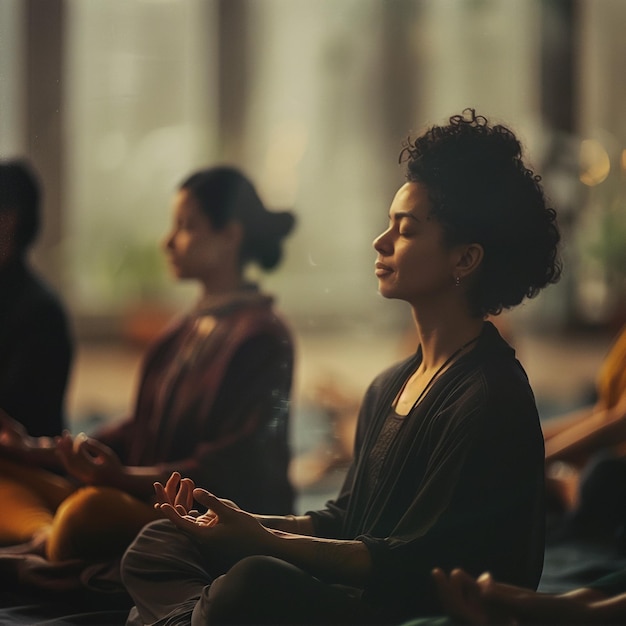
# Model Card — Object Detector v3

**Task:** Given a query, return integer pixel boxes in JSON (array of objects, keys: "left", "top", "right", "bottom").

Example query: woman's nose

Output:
[{"left": 373, "top": 229, "right": 391, "bottom": 254}]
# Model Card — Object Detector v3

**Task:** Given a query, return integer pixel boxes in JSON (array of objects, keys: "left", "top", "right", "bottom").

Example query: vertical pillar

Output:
[
  {"left": 379, "top": 0, "right": 420, "bottom": 192},
  {"left": 25, "top": 0, "right": 65, "bottom": 288},
  {"left": 216, "top": 0, "right": 249, "bottom": 161},
  {"left": 539, "top": 0, "right": 583, "bottom": 328},
  {"left": 540, "top": 0, "right": 580, "bottom": 134}
]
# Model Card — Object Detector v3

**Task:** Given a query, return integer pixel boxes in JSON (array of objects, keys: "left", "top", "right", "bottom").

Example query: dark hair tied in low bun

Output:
[{"left": 179, "top": 166, "right": 296, "bottom": 271}]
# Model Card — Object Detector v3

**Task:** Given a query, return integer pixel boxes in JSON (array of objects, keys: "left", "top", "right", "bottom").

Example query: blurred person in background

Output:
[
  {"left": 0, "top": 166, "right": 296, "bottom": 568},
  {"left": 542, "top": 323, "right": 626, "bottom": 542},
  {"left": 400, "top": 565, "right": 626, "bottom": 625},
  {"left": 121, "top": 110, "right": 561, "bottom": 626},
  {"left": 0, "top": 159, "right": 73, "bottom": 439}
]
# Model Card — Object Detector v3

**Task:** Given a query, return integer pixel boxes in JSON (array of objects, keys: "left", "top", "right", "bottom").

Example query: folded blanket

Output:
[{"left": 0, "top": 537, "right": 129, "bottom": 596}]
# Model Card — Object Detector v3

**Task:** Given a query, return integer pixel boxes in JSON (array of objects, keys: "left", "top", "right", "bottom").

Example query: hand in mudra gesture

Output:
[
  {"left": 154, "top": 472, "right": 270, "bottom": 557},
  {"left": 55, "top": 431, "right": 124, "bottom": 486}
]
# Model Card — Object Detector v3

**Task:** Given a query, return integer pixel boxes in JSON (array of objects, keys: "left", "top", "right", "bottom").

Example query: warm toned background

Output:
[{"left": 2, "top": 0, "right": 625, "bottom": 513}]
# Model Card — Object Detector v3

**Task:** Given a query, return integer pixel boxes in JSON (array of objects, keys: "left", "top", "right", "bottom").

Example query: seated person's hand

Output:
[
  {"left": 154, "top": 472, "right": 240, "bottom": 515},
  {"left": 0, "top": 407, "right": 38, "bottom": 453},
  {"left": 432, "top": 568, "right": 517, "bottom": 625},
  {"left": 56, "top": 431, "right": 124, "bottom": 486},
  {"left": 154, "top": 471, "right": 198, "bottom": 516},
  {"left": 154, "top": 472, "right": 268, "bottom": 558}
]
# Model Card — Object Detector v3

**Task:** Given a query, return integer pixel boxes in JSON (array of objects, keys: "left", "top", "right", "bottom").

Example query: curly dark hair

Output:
[{"left": 400, "top": 109, "right": 562, "bottom": 317}]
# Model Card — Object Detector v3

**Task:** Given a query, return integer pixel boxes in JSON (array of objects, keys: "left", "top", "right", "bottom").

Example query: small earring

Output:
[{"left": 455, "top": 276, "right": 460, "bottom": 287}]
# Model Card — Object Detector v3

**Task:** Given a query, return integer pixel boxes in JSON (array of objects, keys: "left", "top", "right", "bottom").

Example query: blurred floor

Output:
[{"left": 65, "top": 326, "right": 616, "bottom": 514}]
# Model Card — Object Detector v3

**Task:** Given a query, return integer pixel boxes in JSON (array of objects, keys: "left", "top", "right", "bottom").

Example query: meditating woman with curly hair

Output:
[{"left": 121, "top": 110, "right": 562, "bottom": 625}]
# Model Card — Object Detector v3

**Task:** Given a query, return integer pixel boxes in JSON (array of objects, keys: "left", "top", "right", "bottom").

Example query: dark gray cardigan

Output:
[{"left": 309, "top": 322, "right": 545, "bottom": 620}]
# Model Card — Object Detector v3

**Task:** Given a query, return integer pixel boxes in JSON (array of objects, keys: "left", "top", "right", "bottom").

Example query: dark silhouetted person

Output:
[{"left": 0, "top": 159, "right": 73, "bottom": 440}]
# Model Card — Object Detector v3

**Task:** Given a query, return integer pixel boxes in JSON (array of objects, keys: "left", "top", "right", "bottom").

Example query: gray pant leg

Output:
[{"left": 122, "top": 519, "right": 214, "bottom": 626}]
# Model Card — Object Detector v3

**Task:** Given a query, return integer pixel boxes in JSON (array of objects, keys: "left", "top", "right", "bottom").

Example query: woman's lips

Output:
[{"left": 375, "top": 261, "right": 393, "bottom": 277}]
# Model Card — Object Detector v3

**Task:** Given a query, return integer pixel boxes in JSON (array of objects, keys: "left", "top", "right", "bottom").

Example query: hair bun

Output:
[
  {"left": 180, "top": 166, "right": 296, "bottom": 271},
  {"left": 245, "top": 209, "right": 296, "bottom": 270}
]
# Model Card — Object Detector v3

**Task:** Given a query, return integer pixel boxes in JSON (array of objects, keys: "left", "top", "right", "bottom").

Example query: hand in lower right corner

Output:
[{"left": 432, "top": 568, "right": 487, "bottom": 625}]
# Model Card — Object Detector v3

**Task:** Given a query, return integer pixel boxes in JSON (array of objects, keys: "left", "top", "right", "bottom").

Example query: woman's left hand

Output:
[{"left": 56, "top": 432, "right": 125, "bottom": 486}]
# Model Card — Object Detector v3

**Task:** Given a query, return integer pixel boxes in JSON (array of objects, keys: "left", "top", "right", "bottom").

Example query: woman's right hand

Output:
[
  {"left": 157, "top": 485, "right": 270, "bottom": 556},
  {"left": 154, "top": 473, "right": 265, "bottom": 553},
  {"left": 154, "top": 471, "right": 240, "bottom": 515},
  {"left": 154, "top": 472, "right": 198, "bottom": 516}
]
